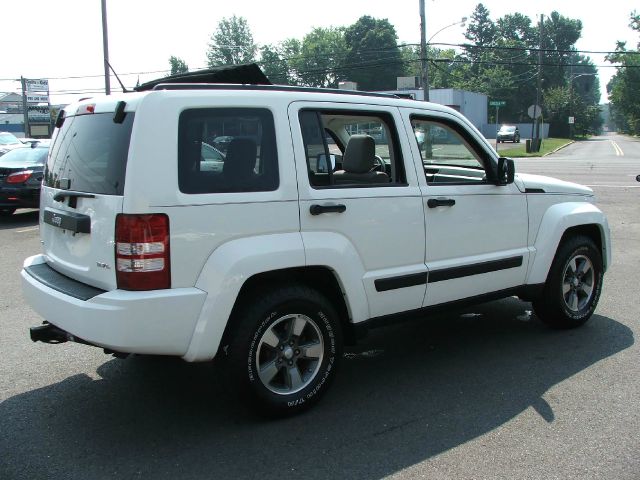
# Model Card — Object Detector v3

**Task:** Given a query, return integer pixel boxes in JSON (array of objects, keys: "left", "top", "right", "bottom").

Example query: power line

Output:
[{"left": 3, "top": 41, "right": 637, "bottom": 85}]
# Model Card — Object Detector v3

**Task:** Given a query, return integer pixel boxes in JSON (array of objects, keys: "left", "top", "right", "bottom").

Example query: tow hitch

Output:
[
  {"left": 29, "top": 322, "right": 129, "bottom": 358},
  {"left": 30, "top": 322, "right": 82, "bottom": 344}
]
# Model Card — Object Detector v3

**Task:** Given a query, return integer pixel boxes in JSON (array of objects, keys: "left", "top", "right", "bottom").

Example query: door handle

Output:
[
  {"left": 427, "top": 198, "right": 456, "bottom": 208},
  {"left": 310, "top": 203, "right": 347, "bottom": 215}
]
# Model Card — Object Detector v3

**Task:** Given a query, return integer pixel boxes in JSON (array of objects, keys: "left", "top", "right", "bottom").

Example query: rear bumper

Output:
[
  {"left": 21, "top": 255, "right": 207, "bottom": 357},
  {"left": 0, "top": 186, "right": 40, "bottom": 208}
]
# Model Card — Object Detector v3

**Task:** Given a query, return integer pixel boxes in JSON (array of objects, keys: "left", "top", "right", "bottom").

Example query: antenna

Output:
[{"left": 107, "top": 61, "right": 129, "bottom": 93}]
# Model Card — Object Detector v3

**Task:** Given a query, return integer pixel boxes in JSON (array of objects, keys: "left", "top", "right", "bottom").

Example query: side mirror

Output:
[
  {"left": 496, "top": 157, "right": 515, "bottom": 185},
  {"left": 316, "top": 153, "right": 338, "bottom": 173}
]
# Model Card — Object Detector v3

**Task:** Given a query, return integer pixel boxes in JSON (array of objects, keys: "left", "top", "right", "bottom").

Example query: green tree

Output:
[
  {"left": 168, "top": 56, "right": 189, "bottom": 75},
  {"left": 464, "top": 3, "right": 497, "bottom": 69},
  {"left": 343, "top": 16, "right": 405, "bottom": 90},
  {"left": 540, "top": 12, "right": 583, "bottom": 91},
  {"left": 496, "top": 13, "right": 535, "bottom": 44},
  {"left": 292, "top": 27, "right": 347, "bottom": 88},
  {"left": 207, "top": 15, "right": 256, "bottom": 66},
  {"left": 607, "top": 11, "right": 640, "bottom": 134},
  {"left": 260, "top": 42, "right": 293, "bottom": 84}
]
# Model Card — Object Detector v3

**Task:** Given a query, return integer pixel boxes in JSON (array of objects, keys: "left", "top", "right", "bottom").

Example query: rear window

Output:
[
  {"left": 178, "top": 108, "right": 278, "bottom": 194},
  {"left": 0, "top": 146, "right": 48, "bottom": 165},
  {"left": 0, "top": 132, "right": 21, "bottom": 145},
  {"left": 44, "top": 112, "right": 134, "bottom": 195}
]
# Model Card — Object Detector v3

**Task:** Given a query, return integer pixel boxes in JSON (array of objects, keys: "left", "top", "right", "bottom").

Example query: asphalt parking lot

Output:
[{"left": 1, "top": 133, "right": 638, "bottom": 479}]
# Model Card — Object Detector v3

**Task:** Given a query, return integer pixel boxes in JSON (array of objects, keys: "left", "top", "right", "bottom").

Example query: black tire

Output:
[
  {"left": 225, "top": 284, "right": 342, "bottom": 415},
  {"left": 0, "top": 208, "right": 16, "bottom": 217},
  {"left": 533, "top": 235, "right": 603, "bottom": 329}
]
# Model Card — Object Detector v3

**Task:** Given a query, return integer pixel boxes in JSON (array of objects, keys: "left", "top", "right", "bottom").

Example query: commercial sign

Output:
[
  {"left": 27, "top": 94, "right": 49, "bottom": 103},
  {"left": 27, "top": 105, "right": 51, "bottom": 123},
  {"left": 26, "top": 79, "right": 49, "bottom": 92}
]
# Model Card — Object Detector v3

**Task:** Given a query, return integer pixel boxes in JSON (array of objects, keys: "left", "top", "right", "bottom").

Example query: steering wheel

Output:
[{"left": 371, "top": 155, "right": 386, "bottom": 173}]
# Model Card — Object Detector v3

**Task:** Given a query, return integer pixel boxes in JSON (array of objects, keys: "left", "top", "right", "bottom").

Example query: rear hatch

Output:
[{"left": 41, "top": 102, "right": 135, "bottom": 291}]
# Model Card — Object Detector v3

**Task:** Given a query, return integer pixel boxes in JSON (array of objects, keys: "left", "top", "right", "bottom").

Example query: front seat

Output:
[{"left": 332, "top": 135, "right": 390, "bottom": 185}]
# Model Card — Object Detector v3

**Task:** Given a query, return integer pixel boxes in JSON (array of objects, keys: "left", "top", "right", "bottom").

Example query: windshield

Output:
[
  {"left": 0, "top": 133, "right": 21, "bottom": 145},
  {"left": 499, "top": 126, "right": 516, "bottom": 133},
  {"left": 0, "top": 147, "right": 48, "bottom": 165},
  {"left": 44, "top": 112, "right": 134, "bottom": 195}
]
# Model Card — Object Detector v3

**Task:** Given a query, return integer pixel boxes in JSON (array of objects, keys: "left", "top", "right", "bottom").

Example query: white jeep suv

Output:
[{"left": 22, "top": 85, "right": 611, "bottom": 414}]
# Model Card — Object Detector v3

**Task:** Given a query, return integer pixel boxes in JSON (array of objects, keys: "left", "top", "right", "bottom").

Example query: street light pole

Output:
[
  {"left": 419, "top": 0, "right": 466, "bottom": 103},
  {"left": 101, "top": 0, "right": 111, "bottom": 95}
]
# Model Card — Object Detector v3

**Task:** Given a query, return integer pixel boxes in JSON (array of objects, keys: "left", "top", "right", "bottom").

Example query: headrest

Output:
[
  {"left": 343, "top": 135, "right": 375, "bottom": 174},
  {"left": 223, "top": 138, "right": 257, "bottom": 177}
]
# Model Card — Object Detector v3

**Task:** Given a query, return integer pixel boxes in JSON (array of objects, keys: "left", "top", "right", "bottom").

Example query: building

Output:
[{"left": 379, "top": 87, "right": 487, "bottom": 131}]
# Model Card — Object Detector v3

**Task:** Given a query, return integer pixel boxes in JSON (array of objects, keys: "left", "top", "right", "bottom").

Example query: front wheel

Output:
[
  {"left": 226, "top": 285, "right": 342, "bottom": 415},
  {"left": 0, "top": 208, "right": 16, "bottom": 217},
  {"left": 533, "top": 235, "right": 603, "bottom": 329}
]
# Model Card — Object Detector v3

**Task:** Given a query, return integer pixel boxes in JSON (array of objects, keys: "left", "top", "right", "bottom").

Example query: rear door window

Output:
[
  {"left": 45, "top": 112, "right": 134, "bottom": 195},
  {"left": 178, "top": 108, "right": 278, "bottom": 194}
]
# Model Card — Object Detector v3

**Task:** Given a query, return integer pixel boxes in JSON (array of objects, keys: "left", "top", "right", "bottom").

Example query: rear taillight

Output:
[
  {"left": 7, "top": 170, "right": 33, "bottom": 183},
  {"left": 115, "top": 214, "right": 170, "bottom": 290}
]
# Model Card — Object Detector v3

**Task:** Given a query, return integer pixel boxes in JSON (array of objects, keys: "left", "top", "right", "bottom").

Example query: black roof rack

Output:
[{"left": 151, "top": 83, "right": 401, "bottom": 99}]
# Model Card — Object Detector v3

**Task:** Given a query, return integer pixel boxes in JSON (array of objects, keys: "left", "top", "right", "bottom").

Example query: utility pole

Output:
[
  {"left": 20, "top": 77, "right": 29, "bottom": 137},
  {"left": 419, "top": 0, "right": 429, "bottom": 101},
  {"left": 101, "top": 0, "right": 111, "bottom": 95},
  {"left": 532, "top": 14, "right": 544, "bottom": 148}
]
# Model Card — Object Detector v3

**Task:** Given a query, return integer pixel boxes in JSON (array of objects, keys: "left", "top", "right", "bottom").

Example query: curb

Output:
[{"left": 542, "top": 140, "right": 575, "bottom": 157}]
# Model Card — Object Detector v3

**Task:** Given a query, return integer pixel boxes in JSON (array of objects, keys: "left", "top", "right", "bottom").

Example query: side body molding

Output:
[{"left": 526, "top": 202, "right": 611, "bottom": 285}]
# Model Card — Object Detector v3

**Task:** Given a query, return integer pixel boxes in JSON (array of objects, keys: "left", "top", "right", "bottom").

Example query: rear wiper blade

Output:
[{"left": 53, "top": 191, "right": 95, "bottom": 208}]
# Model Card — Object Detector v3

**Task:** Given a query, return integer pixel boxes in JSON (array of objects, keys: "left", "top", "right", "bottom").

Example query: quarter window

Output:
[{"left": 178, "top": 108, "right": 278, "bottom": 194}]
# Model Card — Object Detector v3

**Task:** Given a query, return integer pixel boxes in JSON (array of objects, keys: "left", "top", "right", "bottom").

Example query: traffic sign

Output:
[
  {"left": 490, "top": 100, "right": 506, "bottom": 107},
  {"left": 568, "top": 116, "right": 575, "bottom": 124},
  {"left": 528, "top": 104, "right": 542, "bottom": 119}
]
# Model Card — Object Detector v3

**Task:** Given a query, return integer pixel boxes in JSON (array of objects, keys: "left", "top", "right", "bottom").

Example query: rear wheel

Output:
[
  {"left": 533, "top": 235, "right": 603, "bottom": 329},
  {"left": 225, "top": 285, "right": 342, "bottom": 415}
]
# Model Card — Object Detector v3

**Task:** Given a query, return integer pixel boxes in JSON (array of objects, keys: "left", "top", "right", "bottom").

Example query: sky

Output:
[{"left": 1, "top": 0, "right": 637, "bottom": 106}]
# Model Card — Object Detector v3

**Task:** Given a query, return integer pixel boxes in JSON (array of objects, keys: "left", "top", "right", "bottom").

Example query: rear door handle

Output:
[
  {"left": 427, "top": 198, "right": 456, "bottom": 208},
  {"left": 310, "top": 204, "right": 347, "bottom": 215}
]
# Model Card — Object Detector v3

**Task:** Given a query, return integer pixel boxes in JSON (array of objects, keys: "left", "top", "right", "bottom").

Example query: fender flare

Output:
[
  {"left": 182, "top": 231, "right": 370, "bottom": 362},
  {"left": 183, "top": 233, "right": 306, "bottom": 362},
  {"left": 526, "top": 202, "right": 611, "bottom": 285}
]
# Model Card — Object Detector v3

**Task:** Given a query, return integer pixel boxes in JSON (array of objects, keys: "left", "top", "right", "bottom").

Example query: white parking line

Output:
[
  {"left": 16, "top": 227, "right": 39, "bottom": 233},
  {"left": 585, "top": 184, "right": 640, "bottom": 188},
  {"left": 610, "top": 141, "right": 624, "bottom": 156}
]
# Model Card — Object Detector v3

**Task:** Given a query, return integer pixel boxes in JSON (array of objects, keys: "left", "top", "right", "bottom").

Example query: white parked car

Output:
[{"left": 22, "top": 85, "right": 611, "bottom": 414}]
